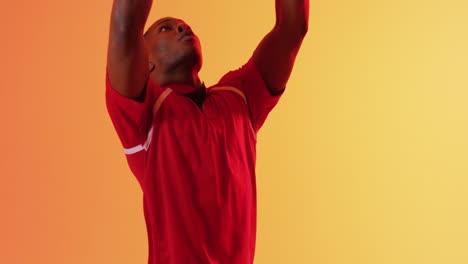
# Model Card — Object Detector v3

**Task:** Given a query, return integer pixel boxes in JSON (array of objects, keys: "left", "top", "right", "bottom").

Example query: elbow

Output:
[
  {"left": 276, "top": 20, "right": 309, "bottom": 41},
  {"left": 110, "top": 0, "right": 151, "bottom": 35},
  {"left": 294, "top": 16, "right": 309, "bottom": 37},
  {"left": 110, "top": 14, "right": 144, "bottom": 39},
  {"left": 297, "top": 21, "right": 309, "bottom": 38}
]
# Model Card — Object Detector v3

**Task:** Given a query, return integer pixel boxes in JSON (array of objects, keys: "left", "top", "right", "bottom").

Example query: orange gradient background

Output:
[{"left": 1, "top": 0, "right": 468, "bottom": 263}]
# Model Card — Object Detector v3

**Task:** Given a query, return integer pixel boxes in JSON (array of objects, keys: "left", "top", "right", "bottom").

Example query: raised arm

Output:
[
  {"left": 107, "top": 0, "right": 153, "bottom": 101},
  {"left": 253, "top": 0, "right": 309, "bottom": 95}
]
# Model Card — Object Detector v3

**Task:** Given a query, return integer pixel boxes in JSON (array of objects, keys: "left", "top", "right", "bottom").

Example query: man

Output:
[{"left": 105, "top": 0, "right": 308, "bottom": 263}]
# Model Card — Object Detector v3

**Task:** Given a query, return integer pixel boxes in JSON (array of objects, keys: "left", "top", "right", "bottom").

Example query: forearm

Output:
[
  {"left": 275, "top": 0, "right": 309, "bottom": 36},
  {"left": 110, "top": 0, "right": 153, "bottom": 37}
]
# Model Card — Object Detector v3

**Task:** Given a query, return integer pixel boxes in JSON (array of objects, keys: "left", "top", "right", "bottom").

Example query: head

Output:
[{"left": 144, "top": 17, "right": 203, "bottom": 76}]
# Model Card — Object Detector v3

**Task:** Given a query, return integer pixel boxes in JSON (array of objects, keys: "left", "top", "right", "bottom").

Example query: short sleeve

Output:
[
  {"left": 105, "top": 69, "right": 157, "bottom": 155},
  {"left": 218, "top": 57, "right": 284, "bottom": 132}
]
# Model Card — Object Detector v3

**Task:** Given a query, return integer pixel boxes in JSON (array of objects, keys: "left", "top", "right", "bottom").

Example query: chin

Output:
[{"left": 184, "top": 49, "right": 202, "bottom": 69}]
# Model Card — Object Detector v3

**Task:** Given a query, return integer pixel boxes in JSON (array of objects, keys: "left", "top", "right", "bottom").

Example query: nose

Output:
[{"left": 177, "top": 23, "right": 191, "bottom": 34}]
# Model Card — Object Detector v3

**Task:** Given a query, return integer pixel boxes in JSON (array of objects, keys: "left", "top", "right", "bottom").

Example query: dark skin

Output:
[
  {"left": 144, "top": 17, "right": 203, "bottom": 94},
  {"left": 107, "top": 0, "right": 309, "bottom": 101}
]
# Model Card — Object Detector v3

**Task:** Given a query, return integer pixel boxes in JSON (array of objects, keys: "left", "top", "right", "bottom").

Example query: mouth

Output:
[
  {"left": 181, "top": 35, "right": 194, "bottom": 41},
  {"left": 179, "top": 32, "right": 195, "bottom": 41}
]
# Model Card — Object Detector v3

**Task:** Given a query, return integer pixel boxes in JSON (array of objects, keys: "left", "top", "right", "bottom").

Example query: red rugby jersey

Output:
[{"left": 105, "top": 57, "right": 283, "bottom": 264}]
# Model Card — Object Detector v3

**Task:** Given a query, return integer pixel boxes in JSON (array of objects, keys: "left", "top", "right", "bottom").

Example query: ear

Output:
[{"left": 148, "top": 61, "right": 156, "bottom": 72}]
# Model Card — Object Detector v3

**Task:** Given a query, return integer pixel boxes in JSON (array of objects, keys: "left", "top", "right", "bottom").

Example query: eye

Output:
[{"left": 159, "top": 25, "right": 172, "bottom": 32}]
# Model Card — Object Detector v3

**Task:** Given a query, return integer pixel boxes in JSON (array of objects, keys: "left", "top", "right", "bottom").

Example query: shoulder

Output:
[{"left": 207, "top": 84, "right": 248, "bottom": 104}]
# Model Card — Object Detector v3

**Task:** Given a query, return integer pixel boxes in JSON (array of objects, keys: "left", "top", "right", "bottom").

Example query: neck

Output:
[{"left": 151, "top": 64, "right": 202, "bottom": 94}]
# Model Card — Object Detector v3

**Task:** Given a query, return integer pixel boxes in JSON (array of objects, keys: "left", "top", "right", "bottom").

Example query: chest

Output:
[{"left": 154, "top": 89, "right": 255, "bottom": 142}]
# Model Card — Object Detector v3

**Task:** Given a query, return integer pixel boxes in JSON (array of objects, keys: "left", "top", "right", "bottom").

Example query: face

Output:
[{"left": 145, "top": 17, "right": 203, "bottom": 73}]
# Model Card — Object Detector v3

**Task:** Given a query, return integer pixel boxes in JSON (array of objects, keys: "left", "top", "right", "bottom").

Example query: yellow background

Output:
[{"left": 1, "top": 0, "right": 468, "bottom": 263}]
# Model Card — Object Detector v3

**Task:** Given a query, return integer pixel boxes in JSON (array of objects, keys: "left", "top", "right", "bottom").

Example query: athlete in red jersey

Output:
[{"left": 106, "top": 0, "right": 309, "bottom": 263}]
